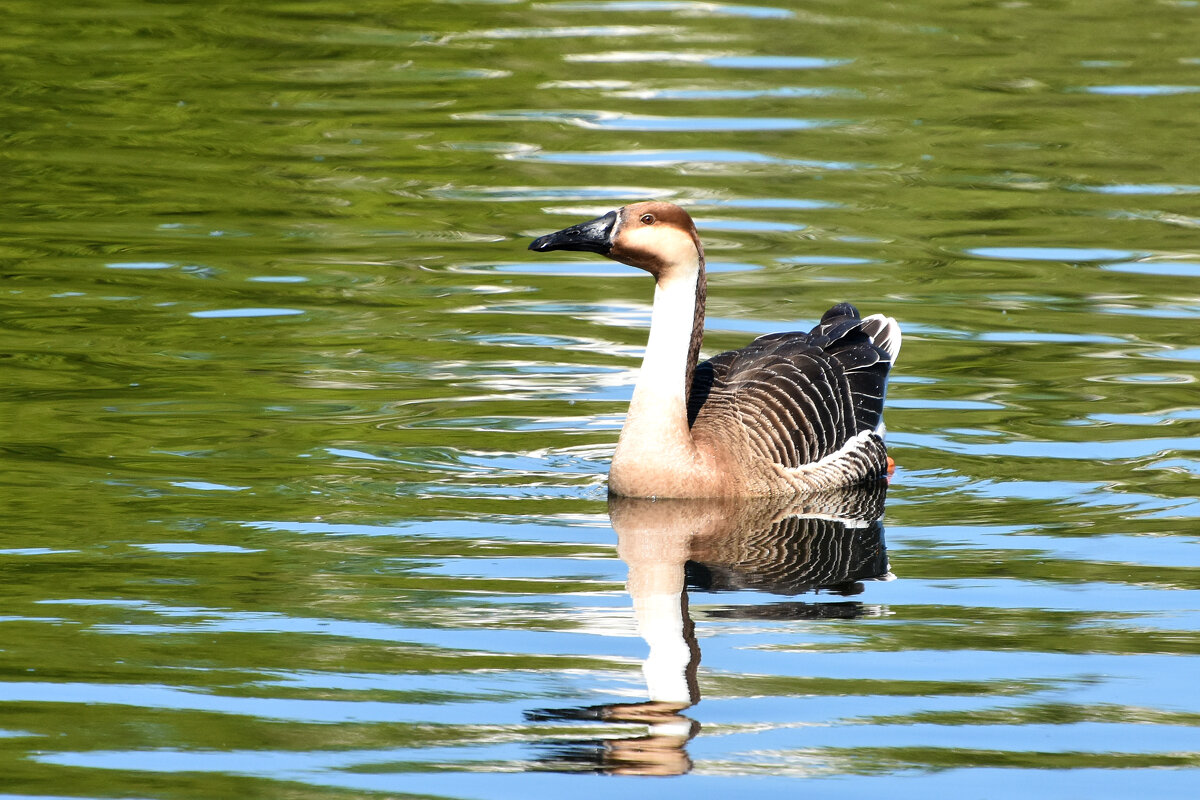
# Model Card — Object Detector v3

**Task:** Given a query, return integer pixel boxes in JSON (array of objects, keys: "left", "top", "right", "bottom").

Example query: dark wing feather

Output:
[{"left": 688, "top": 302, "right": 897, "bottom": 469}]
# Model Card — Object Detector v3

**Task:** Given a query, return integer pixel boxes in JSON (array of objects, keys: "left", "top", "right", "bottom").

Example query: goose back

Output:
[{"left": 687, "top": 302, "right": 898, "bottom": 492}]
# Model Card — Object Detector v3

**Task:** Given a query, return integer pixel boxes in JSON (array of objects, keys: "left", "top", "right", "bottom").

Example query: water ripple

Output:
[
  {"left": 428, "top": 185, "right": 675, "bottom": 202},
  {"left": 967, "top": 247, "right": 1142, "bottom": 262},
  {"left": 1070, "top": 182, "right": 1200, "bottom": 195},
  {"left": 1077, "top": 85, "right": 1200, "bottom": 96},
  {"left": 544, "top": 1, "right": 795, "bottom": 19},
  {"left": 506, "top": 148, "right": 861, "bottom": 171},
  {"left": 607, "top": 85, "right": 855, "bottom": 100},
  {"left": 188, "top": 308, "right": 306, "bottom": 319},
  {"left": 566, "top": 51, "right": 851, "bottom": 69},
  {"left": 1103, "top": 260, "right": 1200, "bottom": 278},
  {"left": 457, "top": 25, "right": 677, "bottom": 40},
  {"left": 462, "top": 109, "right": 841, "bottom": 132}
]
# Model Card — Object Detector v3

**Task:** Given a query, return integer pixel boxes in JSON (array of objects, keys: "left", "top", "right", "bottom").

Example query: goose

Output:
[{"left": 528, "top": 201, "right": 900, "bottom": 498}]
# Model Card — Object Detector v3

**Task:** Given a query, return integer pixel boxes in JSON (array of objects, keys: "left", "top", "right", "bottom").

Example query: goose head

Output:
[{"left": 529, "top": 201, "right": 704, "bottom": 282}]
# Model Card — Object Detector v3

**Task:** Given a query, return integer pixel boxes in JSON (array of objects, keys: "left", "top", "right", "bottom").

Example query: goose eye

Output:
[{"left": 640, "top": 214, "right": 655, "bottom": 225}]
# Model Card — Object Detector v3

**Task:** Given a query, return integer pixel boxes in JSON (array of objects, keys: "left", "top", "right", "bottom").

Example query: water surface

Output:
[{"left": 2, "top": 1, "right": 1198, "bottom": 797}]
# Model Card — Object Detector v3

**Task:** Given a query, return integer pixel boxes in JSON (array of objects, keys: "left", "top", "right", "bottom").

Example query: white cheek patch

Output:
[{"left": 621, "top": 225, "right": 696, "bottom": 273}]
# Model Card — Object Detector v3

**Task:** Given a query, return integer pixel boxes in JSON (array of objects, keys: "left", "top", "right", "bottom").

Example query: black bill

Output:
[{"left": 528, "top": 210, "right": 617, "bottom": 254}]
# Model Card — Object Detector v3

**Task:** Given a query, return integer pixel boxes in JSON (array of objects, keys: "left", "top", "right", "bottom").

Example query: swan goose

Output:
[{"left": 529, "top": 201, "right": 900, "bottom": 498}]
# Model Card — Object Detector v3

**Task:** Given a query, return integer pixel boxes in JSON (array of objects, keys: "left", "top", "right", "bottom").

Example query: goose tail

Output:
[
  {"left": 859, "top": 312, "right": 902, "bottom": 364},
  {"left": 813, "top": 303, "right": 901, "bottom": 436}
]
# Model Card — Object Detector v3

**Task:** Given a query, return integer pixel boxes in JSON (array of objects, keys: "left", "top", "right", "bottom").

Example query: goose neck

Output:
[{"left": 635, "top": 265, "right": 703, "bottom": 411}]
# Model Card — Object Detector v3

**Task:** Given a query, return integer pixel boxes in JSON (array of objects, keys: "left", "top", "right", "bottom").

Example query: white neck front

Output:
[
  {"left": 641, "top": 271, "right": 699, "bottom": 400},
  {"left": 615, "top": 261, "right": 702, "bottom": 465}
]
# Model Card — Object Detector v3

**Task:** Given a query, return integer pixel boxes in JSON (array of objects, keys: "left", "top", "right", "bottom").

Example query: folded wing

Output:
[{"left": 688, "top": 302, "right": 900, "bottom": 471}]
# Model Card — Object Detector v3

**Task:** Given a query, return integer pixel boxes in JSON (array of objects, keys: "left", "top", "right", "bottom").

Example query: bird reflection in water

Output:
[{"left": 527, "top": 481, "right": 891, "bottom": 775}]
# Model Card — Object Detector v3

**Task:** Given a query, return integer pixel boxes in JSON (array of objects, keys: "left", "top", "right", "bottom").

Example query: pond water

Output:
[{"left": 2, "top": 1, "right": 1199, "bottom": 797}]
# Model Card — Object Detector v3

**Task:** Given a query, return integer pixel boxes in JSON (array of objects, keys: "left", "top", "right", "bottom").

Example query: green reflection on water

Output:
[{"left": 2, "top": 0, "right": 1199, "bottom": 795}]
